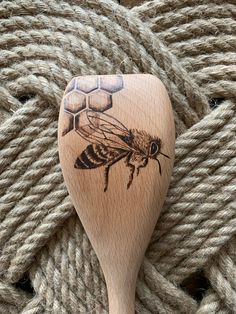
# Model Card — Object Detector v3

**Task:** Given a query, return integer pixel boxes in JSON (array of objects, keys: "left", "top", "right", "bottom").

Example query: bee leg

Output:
[
  {"left": 127, "top": 165, "right": 135, "bottom": 189},
  {"left": 104, "top": 165, "right": 110, "bottom": 192},
  {"left": 125, "top": 153, "right": 135, "bottom": 189},
  {"left": 103, "top": 152, "right": 129, "bottom": 192},
  {"left": 157, "top": 159, "right": 162, "bottom": 175},
  {"left": 136, "top": 158, "right": 148, "bottom": 176}
]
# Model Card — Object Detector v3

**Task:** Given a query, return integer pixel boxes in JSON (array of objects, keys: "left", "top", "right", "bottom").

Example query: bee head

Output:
[
  {"left": 149, "top": 138, "right": 161, "bottom": 158},
  {"left": 149, "top": 137, "right": 170, "bottom": 175}
]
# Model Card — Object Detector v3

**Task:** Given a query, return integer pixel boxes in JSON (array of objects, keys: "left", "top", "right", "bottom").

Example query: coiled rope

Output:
[{"left": 0, "top": 0, "right": 235, "bottom": 313}]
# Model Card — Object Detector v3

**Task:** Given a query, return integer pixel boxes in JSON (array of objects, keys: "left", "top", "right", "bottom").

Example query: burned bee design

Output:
[
  {"left": 62, "top": 75, "right": 169, "bottom": 191},
  {"left": 73, "top": 110, "right": 169, "bottom": 192}
]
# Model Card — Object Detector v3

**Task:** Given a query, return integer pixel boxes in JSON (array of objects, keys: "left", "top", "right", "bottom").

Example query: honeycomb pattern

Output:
[
  {"left": 62, "top": 112, "right": 74, "bottom": 136},
  {"left": 74, "top": 110, "right": 88, "bottom": 132},
  {"left": 64, "top": 91, "right": 86, "bottom": 114},
  {"left": 74, "top": 109, "right": 98, "bottom": 136},
  {"left": 88, "top": 90, "right": 112, "bottom": 112},
  {"left": 65, "top": 78, "right": 76, "bottom": 94},
  {"left": 77, "top": 77, "right": 98, "bottom": 93},
  {"left": 62, "top": 75, "right": 124, "bottom": 136},
  {"left": 100, "top": 75, "right": 123, "bottom": 93}
]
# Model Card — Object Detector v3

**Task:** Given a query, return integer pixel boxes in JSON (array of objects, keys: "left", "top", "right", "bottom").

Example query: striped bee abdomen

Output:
[{"left": 74, "top": 144, "right": 121, "bottom": 169}]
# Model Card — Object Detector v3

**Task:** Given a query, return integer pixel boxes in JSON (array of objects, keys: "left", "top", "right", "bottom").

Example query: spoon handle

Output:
[
  {"left": 58, "top": 74, "right": 175, "bottom": 314},
  {"left": 108, "top": 287, "right": 135, "bottom": 314}
]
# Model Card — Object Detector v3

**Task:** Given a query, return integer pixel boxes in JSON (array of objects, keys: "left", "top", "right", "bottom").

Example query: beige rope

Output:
[{"left": 0, "top": 0, "right": 235, "bottom": 313}]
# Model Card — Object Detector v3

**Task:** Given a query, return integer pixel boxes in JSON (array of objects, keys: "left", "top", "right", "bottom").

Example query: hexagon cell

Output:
[
  {"left": 62, "top": 112, "right": 74, "bottom": 136},
  {"left": 100, "top": 75, "right": 123, "bottom": 93},
  {"left": 88, "top": 91, "right": 112, "bottom": 112},
  {"left": 76, "top": 77, "right": 98, "bottom": 93},
  {"left": 75, "top": 110, "right": 99, "bottom": 136},
  {"left": 65, "top": 78, "right": 76, "bottom": 94},
  {"left": 64, "top": 91, "right": 86, "bottom": 114}
]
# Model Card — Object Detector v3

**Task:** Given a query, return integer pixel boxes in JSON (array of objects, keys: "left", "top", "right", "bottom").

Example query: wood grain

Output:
[{"left": 58, "top": 74, "right": 175, "bottom": 313}]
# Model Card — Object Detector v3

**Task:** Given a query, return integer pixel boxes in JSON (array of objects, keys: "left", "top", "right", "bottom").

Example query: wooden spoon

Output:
[{"left": 58, "top": 74, "right": 175, "bottom": 314}]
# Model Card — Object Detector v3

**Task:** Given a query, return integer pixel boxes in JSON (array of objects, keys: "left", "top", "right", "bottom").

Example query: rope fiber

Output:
[{"left": 0, "top": 0, "right": 235, "bottom": 313}]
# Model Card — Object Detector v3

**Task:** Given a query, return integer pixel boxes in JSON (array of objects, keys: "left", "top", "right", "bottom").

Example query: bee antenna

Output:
[
  {"left": 157, "top": 159, "right": 162, "bottom": 175},
  {"left": 160, "top": 152, "right": 170, "bottom": 159}
]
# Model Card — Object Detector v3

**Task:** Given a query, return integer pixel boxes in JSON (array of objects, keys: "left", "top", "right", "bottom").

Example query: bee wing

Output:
[{"left": 75, "top": 110, "right": 133, "bottom": 151}]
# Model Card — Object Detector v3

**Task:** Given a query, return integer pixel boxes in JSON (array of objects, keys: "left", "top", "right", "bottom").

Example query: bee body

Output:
[
  {"left": 75, "top": 144, "right": 126, "bottom": 170},
  {"left": 70, "top": 110, "right": 169, "bottom": 191}
]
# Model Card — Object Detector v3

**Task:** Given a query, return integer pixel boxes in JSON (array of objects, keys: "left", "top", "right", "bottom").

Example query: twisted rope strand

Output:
[{"left": 0, "top": 0, "right": 235, "bottom": 312}]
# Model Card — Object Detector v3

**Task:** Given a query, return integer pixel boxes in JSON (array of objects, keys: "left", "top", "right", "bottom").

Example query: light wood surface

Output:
[{"left": 58, "top": 74, "right": 175, "bottom": 313}]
